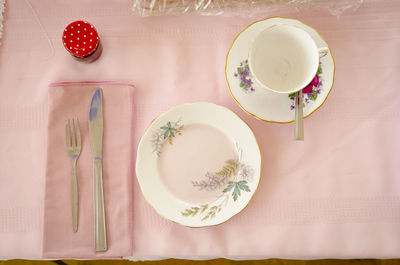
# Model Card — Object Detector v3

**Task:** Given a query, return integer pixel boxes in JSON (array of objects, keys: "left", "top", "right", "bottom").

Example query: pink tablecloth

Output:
[{"left": 0, "top": 0, "right": 400, "bottom": 259}]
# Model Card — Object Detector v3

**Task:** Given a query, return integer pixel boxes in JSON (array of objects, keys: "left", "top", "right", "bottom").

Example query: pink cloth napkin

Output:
[
  {"left": 43, "top": 82, "right": 134, "bottom": 258},
  {"left": 0, "top": 0, "right": 400, "bottom": 260}
]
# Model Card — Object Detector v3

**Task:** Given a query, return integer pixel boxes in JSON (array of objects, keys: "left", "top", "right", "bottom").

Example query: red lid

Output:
[{"left": 62, "top": 20, "right": 99, "bottom": 58}]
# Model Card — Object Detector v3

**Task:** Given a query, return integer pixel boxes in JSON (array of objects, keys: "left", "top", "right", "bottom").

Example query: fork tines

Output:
[{"left": 66, "top": 118, "right": 81, "bottom": 151}]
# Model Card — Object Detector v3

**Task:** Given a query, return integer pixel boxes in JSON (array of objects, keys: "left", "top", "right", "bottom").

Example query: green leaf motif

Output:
[
  {"left": 201, "top": 205, "right": 220, "bottom": 221},
  {"left": 237, "top": 180, "right": 251, "bottom": 192},
  {"left": 161, "top": 121, "right": 177, "bottom": 139},
  {"left": 240, "top": 83, "right": 244, "bottom": 88},
  {"left": 226, "top": 180, "right": 251, "bottom": 201},
  {"left": 317, "top": 65, "right": 323, "bottom": 75},
  {"left": 217, "top": 160, "right": 240, "bottom": 178},
  {"left": 310, "top": 94, "right": 318, "bottom": 101},
  {"left": 163, "top": 130, "right": 169, "bottom": 139},
  {"left": 237, "top": 68, "right": 243, "bottom": 75},
  {"left": 200, "top": 204, "right": 208, "bottom": 213},
  {"left": 288, "top": 92, "right": 296, "bottom": 98},
  {"left": 223, "top": 181, "right": 235, "bottom": 193},
  {"left": 232, "top": 185, "right": 240, "bottom": 201},
  {"left": 201, "top": 214, "right": 210, "bottom": 221},
  {"left": 181, "top": 206, "right": 200, "bottom": 217}
]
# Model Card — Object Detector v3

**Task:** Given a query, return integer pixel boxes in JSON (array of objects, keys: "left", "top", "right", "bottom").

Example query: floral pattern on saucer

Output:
[
  {"left": 234, "top": 59, "right": 255, "bottom": 93},
  {"left": 151, "top": 120, "right": 184, "bottom": 156},
  {"left": 226, "top": 17, "right": 335, "bottom": 123},
  {"left": 182, "top": 146, "right": 255, "bottom": 221},
  {"left": 234, "top": 59, "right": 324, "bottom": 110},
  {"left": 289, "top": 64, "right": 323, "bottom": 110}
]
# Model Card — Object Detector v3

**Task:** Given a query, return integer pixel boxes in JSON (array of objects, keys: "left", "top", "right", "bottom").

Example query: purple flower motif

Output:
[
  {"left": 305, "top": 98, "right": 310, "bottom": 104},
  {"left": 192, "top": 172, "right": 228, "bottom": 191},
  {"left": 290, "top": 97, "right": 295, "bottom": 101},
  {"left": 234, "top": 60, "right": 255, "bottom": 93},
  {"left": 245, "top": 59, "right": 248, "bottom": 64},
  {"left": 239, "top": 166, "right": 255, "bottom": 181},
  {"left": 290, "top": 105, "right": 295, "bottom": 110},
  {"left": 245, "top": 78, "right": 253, "bottom": 86},
  {"left": 316, "top": 89, "right": 321, "bottom": 94}
]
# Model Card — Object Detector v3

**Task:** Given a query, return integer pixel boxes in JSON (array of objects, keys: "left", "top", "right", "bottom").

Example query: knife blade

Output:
[{"left": 88, "top": 88, "right": 107, "bottom": 252}]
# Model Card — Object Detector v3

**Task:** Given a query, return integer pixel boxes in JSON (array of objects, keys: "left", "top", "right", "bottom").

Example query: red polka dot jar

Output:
[{"left": 62, "top": 20, "right": 102, "bottom": 63}]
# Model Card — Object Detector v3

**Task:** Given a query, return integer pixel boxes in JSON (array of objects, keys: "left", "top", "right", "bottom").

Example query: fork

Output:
[{"left": 65, "top": 118, "right": 82, "bottom": 232}]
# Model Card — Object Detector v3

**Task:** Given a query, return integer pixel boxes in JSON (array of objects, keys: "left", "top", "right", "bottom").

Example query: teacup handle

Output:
[{"left": 318, "top": 47, "right": 329, "bottom": 58}]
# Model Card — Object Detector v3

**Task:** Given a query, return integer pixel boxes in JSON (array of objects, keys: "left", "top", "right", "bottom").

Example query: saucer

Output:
[
  {"left": 226, "top": 17, "right": 335, "bottom": 123},
  {"left": 136, "top": 102, "right": 261, "bottom": 227}
]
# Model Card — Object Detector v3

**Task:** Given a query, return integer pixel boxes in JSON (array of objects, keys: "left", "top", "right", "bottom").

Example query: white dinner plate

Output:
[{"left": 136, "top": 102, "right": 261, "bottom": 227}]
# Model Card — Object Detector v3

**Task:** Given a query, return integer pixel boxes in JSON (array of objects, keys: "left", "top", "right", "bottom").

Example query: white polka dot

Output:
[
  {"left": 90, "top": 32, "right": 93, "bottom": 35},
  {"left": 64, "top": 29, "right": 67, "bottom": 31},
  {"left": 78, "top": 24, "right": 80, "bottom": 26},
  {"left": 89, "top": 46, "right": 92, "bottom": 48},
  {"left": 71, "top": 26, "right": 74, "bottom": 29},
  {"left": 96, "top": 37, "right": 99, "bottom": 40},
  {"left": 71, "top": 33, "right": 73, "bottom": 36},
  {"left": 83, "top": 42, "right": 86, "bottom": 44},
  {"left": 64, "top": 36, "right": 66, "bottom": 38},
  {"left": 63, "top": 42, "right": 66, "bottom": 45},
  {"left": 91, "top": 25, "right": 93, "bottom": 28},
  {"left": 84, "top": 21, "right": 87, "bottom": 24},
  {"left": 84, "top": 28, "right": 87, "bottom": 31},
  {"left": 77, "top": 38, "right": 80, "bottom": 40},
  {"left": 83, "top": 48, "right": 85, "bottom": 51},
  {"left": 77, "top": 31, "right": 80, "bottom": 33},
  {"left": 70, "top": 40, "right": 72, "bottom": 42},
  {"left": 76, "top": 44, "right": 79, "bottom": 47},
  {"left": 70, "top": 46, "right": 72, "bottom": 49},
  {"left": 84, "top": 35, "right": 86, "bottom": 37},
  {"left": 76, "top": 51, "right": 78, "bottom": 53},
  {"left": 90, "top": 39, "right": 92, "bottom": 42}
]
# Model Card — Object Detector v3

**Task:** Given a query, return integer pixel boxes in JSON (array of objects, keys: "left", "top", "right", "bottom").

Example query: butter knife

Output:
[{"left": 88, "top": 88, "right": 107, "bottom": 251}]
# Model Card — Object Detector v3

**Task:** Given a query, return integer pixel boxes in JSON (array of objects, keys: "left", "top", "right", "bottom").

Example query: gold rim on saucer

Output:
[{"left": 225, "top": 17, "right": 336, "bottom": 124}]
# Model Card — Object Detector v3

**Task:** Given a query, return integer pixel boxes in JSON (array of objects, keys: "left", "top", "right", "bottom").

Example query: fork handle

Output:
[
  {"left": 71, "top": 160, "right": 78, "bottom": 232},
  {"left": 94, "top": 159, "right": 107, "bottom": 251}
]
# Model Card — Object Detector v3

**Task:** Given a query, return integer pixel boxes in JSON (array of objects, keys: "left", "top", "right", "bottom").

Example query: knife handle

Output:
[{"left": 94, "top": 159, "right": 107, "bottom": 251}]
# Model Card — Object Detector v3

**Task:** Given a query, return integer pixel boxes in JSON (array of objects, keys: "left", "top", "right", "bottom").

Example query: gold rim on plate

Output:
[{"left": 135, "top": 101, "right": 262, "bottom": 228}]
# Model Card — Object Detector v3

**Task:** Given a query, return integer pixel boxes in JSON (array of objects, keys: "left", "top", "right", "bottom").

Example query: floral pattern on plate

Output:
[
  {"left": 182, "top": 146, "right": 255, "bottom": 221},
  {"left": 151, "top": 120, "right": 184, "bottom": 156},
  {"left": 137, "top": 102, "right": 261, "bottom": 227}
]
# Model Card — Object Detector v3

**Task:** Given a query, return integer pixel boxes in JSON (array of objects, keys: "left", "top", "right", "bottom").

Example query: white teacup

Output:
[{"left": 249, "top": 25, "right": 328, "bottom": 94}]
